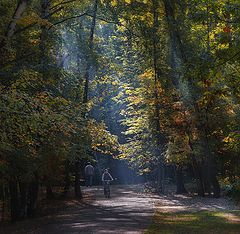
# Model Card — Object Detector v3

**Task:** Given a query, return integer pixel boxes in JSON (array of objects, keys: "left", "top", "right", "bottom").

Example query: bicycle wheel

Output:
[
  {"left": 106, "top": 187, "right": 110, "bottom": 198},
  {"left": 104, "top": 187, "right": 107, "bottom": 198}
]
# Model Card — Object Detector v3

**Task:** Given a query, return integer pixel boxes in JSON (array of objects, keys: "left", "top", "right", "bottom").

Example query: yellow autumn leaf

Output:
[{"left": 111, "top": 0, "right": 118, "bottom": 6}]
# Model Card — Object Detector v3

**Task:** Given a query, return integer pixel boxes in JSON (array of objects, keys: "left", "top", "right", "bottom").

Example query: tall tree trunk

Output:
[
  {"left": 202, "top": 128, "right": 220, "bottom": 197},
  {"left": 74, "top": 161, "right": 82, "bottom": 198},
  {"left": 9, "top": 178, "right": 19, "bottom": 222},
  {"left": 191, "top": 155, "right": 205, "bottom": 197},
  {"left": 83, "top": 0, "right": 98, "bottom": 104},
  {"left": 204, "top": 3, "right": 220, "bottom": 198},
  {"left": 40, "top": 0, "right": 50, "bottom": 78},
  {"left": 1, "top": 185, "right": 6, "bottom": 222},
  {"left": 176, "top": 166, "right": 188, "bottom": 194},
  {"left": 62, "top": 160, "right": 71, "bottom": 197},
  {"left": 27, "top": 175, "right": 39, "bottom": 217},
  {"left": 19, "top": 182, "right": 27, "bottom": 219},
  {"left": 74, "top": 0, "right": 98, "bottom": 199},
  {"left": 188, "top": 134, "right": 205, "bottom": 196},
  {"left": 152, "top": 0, "right": 166, "bottom": 194}
]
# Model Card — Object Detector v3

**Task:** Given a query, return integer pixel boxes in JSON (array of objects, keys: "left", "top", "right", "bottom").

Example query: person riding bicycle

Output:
[{"left": 102, "top": 169, "right": 114, "bottom": 198}]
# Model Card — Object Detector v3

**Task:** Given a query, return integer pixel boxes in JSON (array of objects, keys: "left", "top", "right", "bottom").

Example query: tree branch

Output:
[
  {"left": 216, "top": 50, "right": 240, "bottom": 67},
  {"left": 6, "top": 0, "right": 31, "bottom": 38},
  {"left": 50, "top": 0, "right": 78, "bottom": 11},
  {"left": 86, "top": 13, "right": 141, "bottom": 38},
  {"left": 14, "top": 6, "right": 64, "bottom": 35},
  {"left": 49, "top": 12, "right": 88, "bottom": 29}
]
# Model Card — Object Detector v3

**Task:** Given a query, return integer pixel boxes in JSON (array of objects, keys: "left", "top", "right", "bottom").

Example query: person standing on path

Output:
[{"left": 84, "top": 162, "right": 94, "bottom": 187}]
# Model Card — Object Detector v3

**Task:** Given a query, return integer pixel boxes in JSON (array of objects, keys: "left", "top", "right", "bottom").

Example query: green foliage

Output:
[
  {"left": 0, "top": 0, "right": 240, "bottom": 208},
  {"left": 0, "top": 0, "right": 119, "bottom": 193}
]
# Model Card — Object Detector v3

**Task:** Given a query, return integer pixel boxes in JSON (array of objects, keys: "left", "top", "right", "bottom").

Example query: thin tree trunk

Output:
[
  {"left": 19, "top": 182, "right": 27, "bottom": 219},
  {"left": 9, "top": 178, "right": 19, "bottom": 222},
  {"left": 204, "top": 3, "right": 220, "bottom": 198},
  {"left": 40, "top": 0, "right": 50, "bottom": 77},
  {"left": 83, "top": 0, "right": 98, "bottom": 104},
  {"left": 204, "top": 105, "right": 221, "bottom": 197},
  {"left": 74, "top": 160, "right": 82, "bottom": 198},
  {"left": 27, "top": 175, "right": 39, "bottom": 218},
  {"left": 62, "top": 160, "right": 71, "bottom": 197},
  {"left": 188, "top": 137, "right": 205, "bottom": 196},
  {"left": 1, "top": 185, "right": 6, "bottom": 222},
  {"left": 192, "top": 157, "right": 205, "bottom": 197},
  {"left": 74, "top": 0, "right": 98, "bottom": 199},
  {"left": 152, "top": 0, "right": 166, "bottom": 194},
  {"left": 176, "top": 166, "right": 188, "bottom": 194}
]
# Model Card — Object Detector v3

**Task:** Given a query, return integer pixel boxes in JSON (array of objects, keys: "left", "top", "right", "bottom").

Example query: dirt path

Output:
[
  {"left": 1, "top": 185, "right": 239, "bottom": 234},
  {"left": 0, "top": 185, "right": 156, "bottom": 234},
  {"left": 151, "top": 193, "right": 239, "bottom": 213}
]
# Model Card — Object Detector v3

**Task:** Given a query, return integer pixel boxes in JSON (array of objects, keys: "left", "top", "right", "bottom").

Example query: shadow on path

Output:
[
  {"left": 1, "top": 185, "right": 238, "bottom": 234},
  {"left": 0, "top": 185, "right": 155, "bottom": 234}
]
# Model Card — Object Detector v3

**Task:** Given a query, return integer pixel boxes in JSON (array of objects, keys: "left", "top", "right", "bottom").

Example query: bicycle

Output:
[{"left": 103, "top": 180, "right": 112, "bottom": 198}]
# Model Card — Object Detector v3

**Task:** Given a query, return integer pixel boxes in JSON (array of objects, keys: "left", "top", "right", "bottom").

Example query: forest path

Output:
[
  {"left": 47, "top": 185, "right": 156, "bottom": 234},
  {"left": 1, "top": 185, "right": 239, "bottom": 234},
  {"left": 1, "top": 185, "right": 156, "bottom": 234}
]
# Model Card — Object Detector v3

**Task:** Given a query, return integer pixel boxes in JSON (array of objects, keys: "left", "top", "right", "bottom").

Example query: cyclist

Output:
[{"left": 102, "top": 169, "right": 114, "bottom": 198}]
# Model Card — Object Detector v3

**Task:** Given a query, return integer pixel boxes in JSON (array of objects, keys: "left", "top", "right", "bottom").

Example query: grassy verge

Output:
[{"left": 146, "top": 210, "right": 240, "bottom": 234}]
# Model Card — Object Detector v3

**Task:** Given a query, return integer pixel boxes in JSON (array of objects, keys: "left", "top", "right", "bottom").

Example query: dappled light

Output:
[
  {"left": 147, "top": 211, "right": 240, "bottom": 234},
  {"left": 0, "top": 0, "right": 240, "bottom": 233}
]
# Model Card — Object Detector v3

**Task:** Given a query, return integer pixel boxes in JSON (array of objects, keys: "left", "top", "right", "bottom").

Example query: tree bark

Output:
[
  {"left": 9, "top": 178, "right": 19, "bottom": 222},
  {"left": 192, "top": 159, "right": 205, "bottom": 197},
  {"left": 188, "top": 138, "right": 205, "bottom": 196},
  {"left": 203, "top": 113, "right": 221, "bottom": 197},
  {"left": 40, "top": 0, "right": 50, "bottom": 77},
  {"left": 1, "top": 185, "right": 6, "bottom": 222},
  {"left": 74, "top": 0, "right": 98, "bottom": 198},
  {"left": 83, "top": 0, "right": 98, "bottom": 104},
  {"left": 152, "top": 0, "right": 166, "bottom": 194},
  {"left": 74, "top": 160, "right": 82, "bottom": 198},
  {"left": 6, "top": 0, "right": 30, "bottom": 38},
  {"left": 176, "top": 166, "right": 188, "bottom": 194},
  {"left": 19, "top": 182, "right": 27, "bottom": 219},
  {"left": 62, "top": 160, "right": 71, "bottom": 197},
  {"left": 27, "top": 175, "right": 39, "bottom": 218}
]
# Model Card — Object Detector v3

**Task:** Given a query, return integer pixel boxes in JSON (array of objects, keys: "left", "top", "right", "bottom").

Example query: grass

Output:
[{"left": 146, "top": 210, "right": 240, "bottom": 234}]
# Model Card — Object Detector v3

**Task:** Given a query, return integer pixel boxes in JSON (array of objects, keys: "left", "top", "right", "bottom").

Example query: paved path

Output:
[
  {"left": 1, "top": 185, "right": 156, "bottom": 234},
  {"left": 2, "top": 185, "right": 238, "bottom": 234}
]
